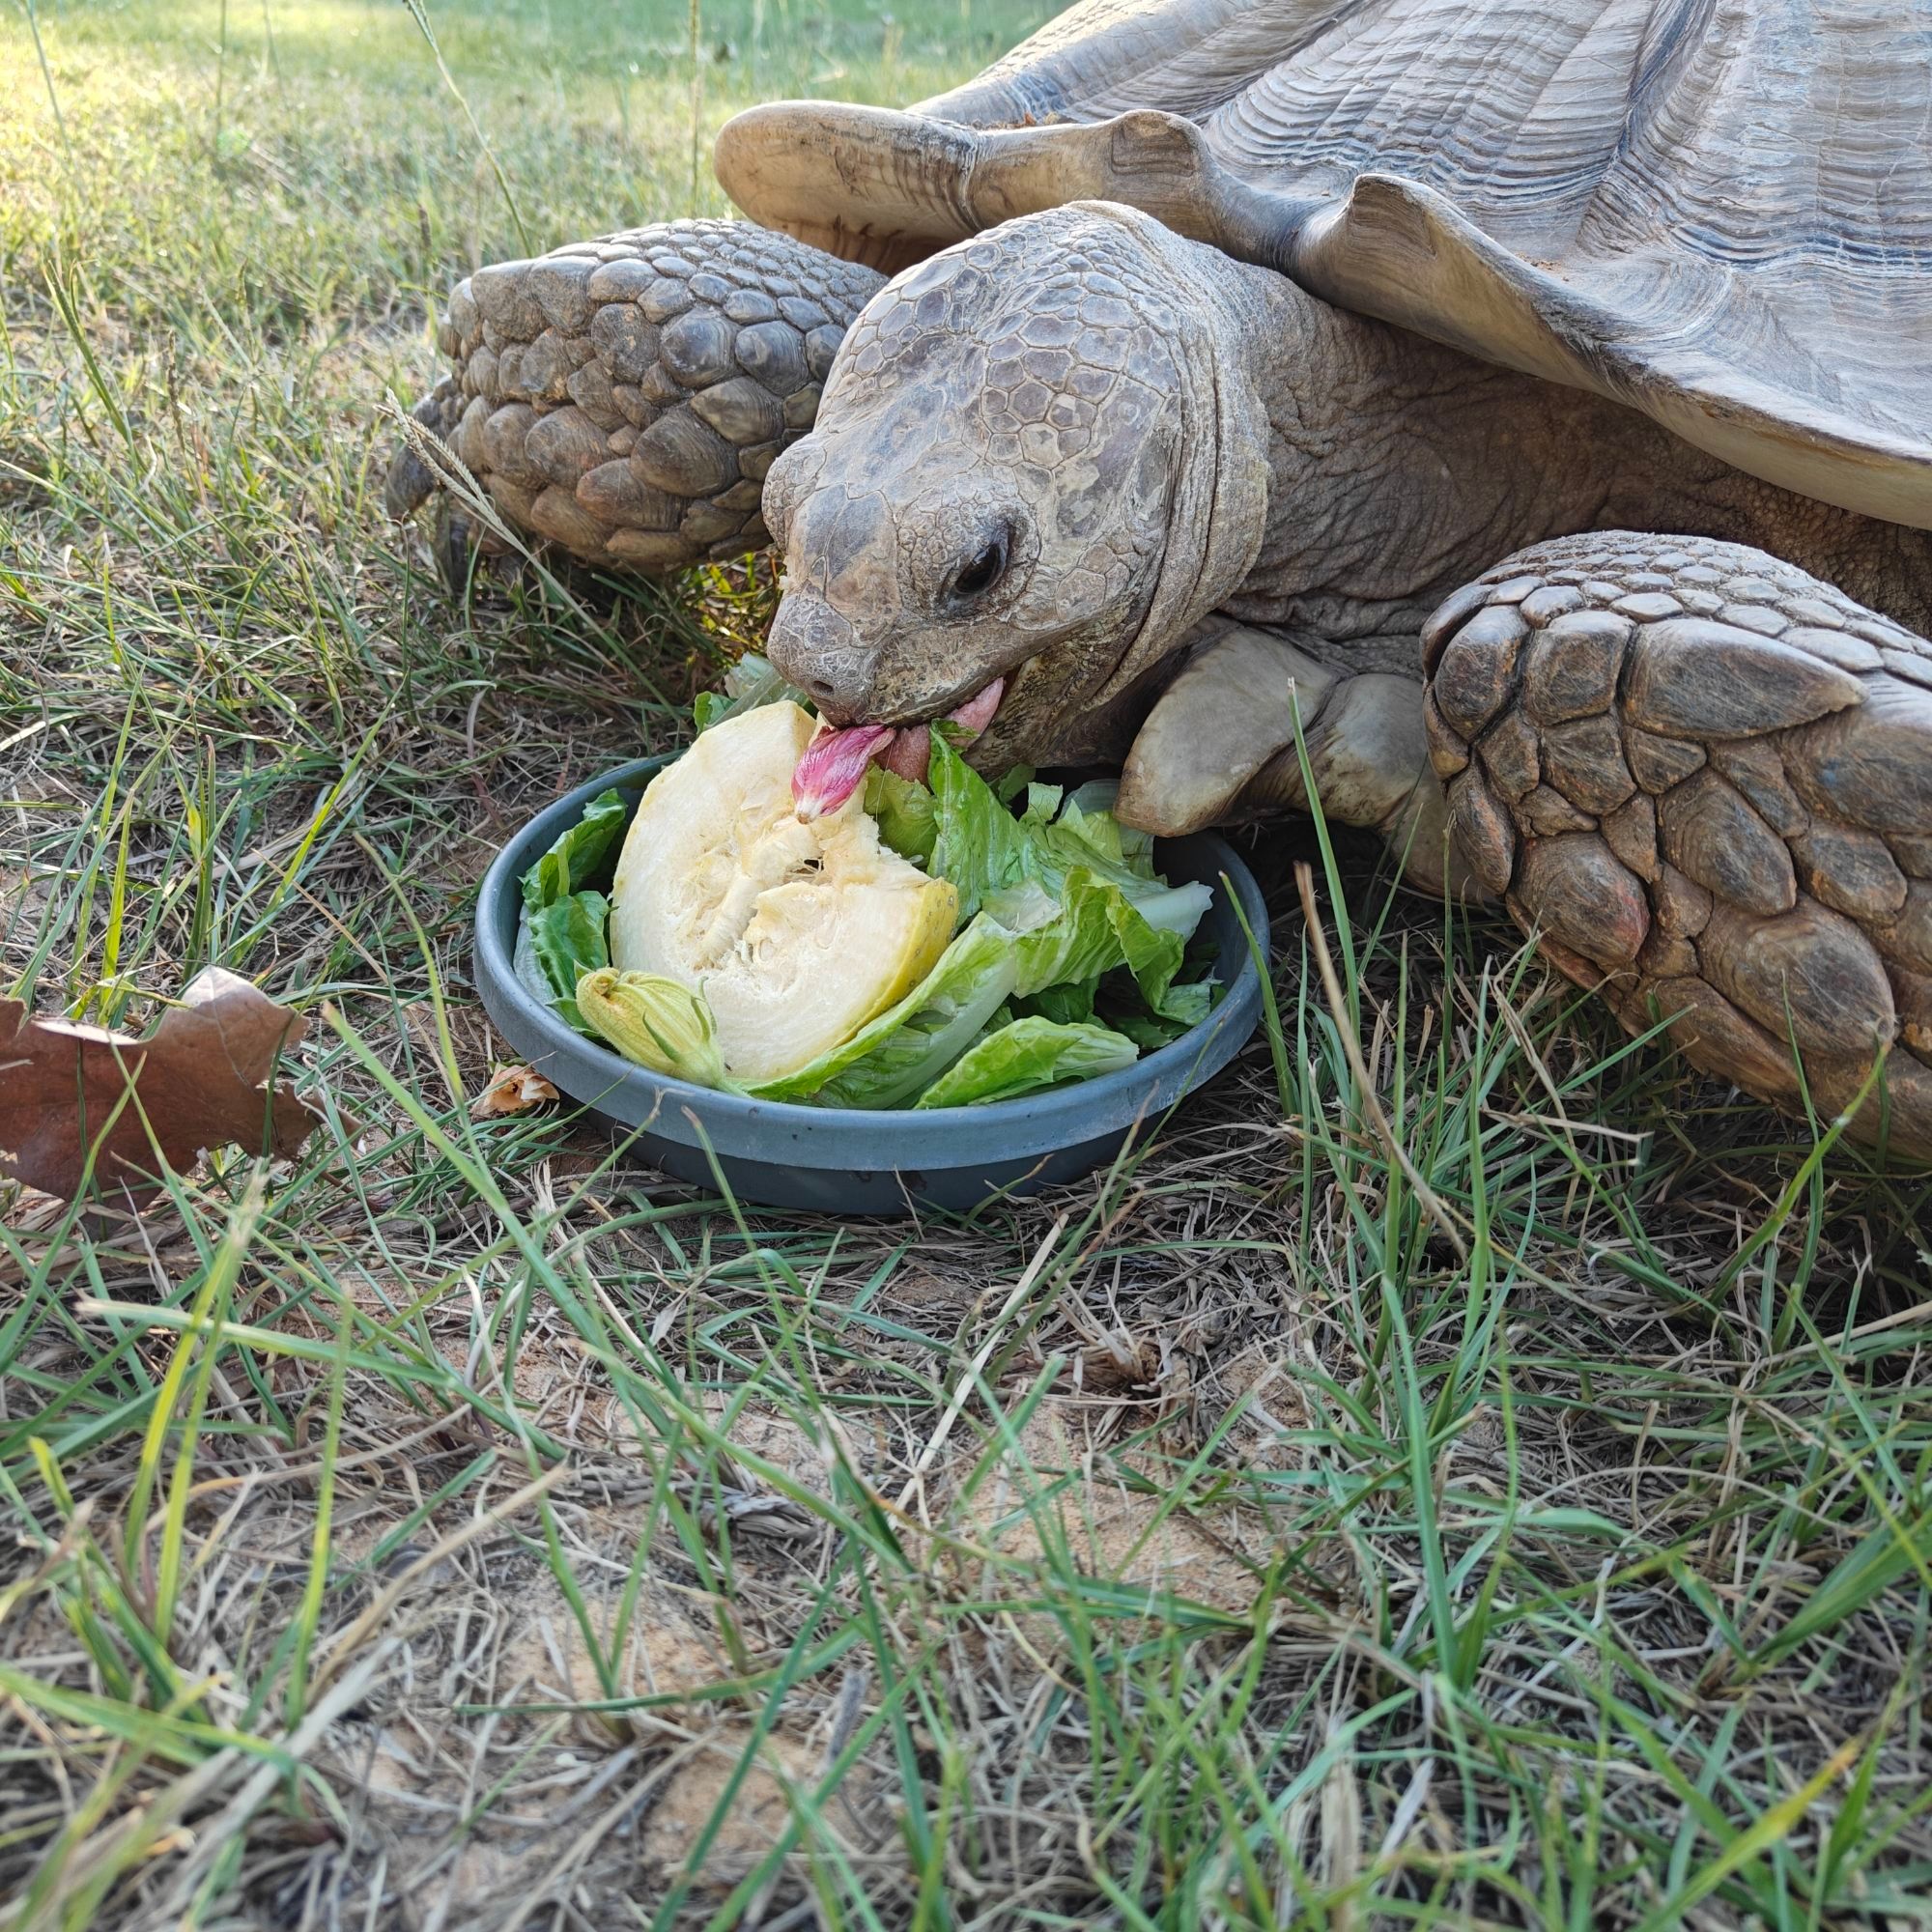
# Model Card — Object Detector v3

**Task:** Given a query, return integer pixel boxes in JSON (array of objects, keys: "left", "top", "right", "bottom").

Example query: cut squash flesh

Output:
[{"left": 609, "top": 702, "right": 957, "bottom": 1086}]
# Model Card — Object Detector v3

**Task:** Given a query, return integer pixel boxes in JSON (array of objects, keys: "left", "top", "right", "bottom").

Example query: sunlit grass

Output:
[{"left": 5, "top": 0, "right": 1932, "bottom": 1926}]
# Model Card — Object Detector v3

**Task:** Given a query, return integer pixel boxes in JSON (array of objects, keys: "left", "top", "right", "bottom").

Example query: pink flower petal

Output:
[
  {"left": 879, "top": 724, "right": 931, "bottom": 784},
  {"left": 792, "top": 724, "right": 894, "bottom": 817},
  {"left": 948, "top": 676, "right": 1005, "bottom": 736},
  {"left": 789, "top": 676, "right": 1007, "bottom": 814}
]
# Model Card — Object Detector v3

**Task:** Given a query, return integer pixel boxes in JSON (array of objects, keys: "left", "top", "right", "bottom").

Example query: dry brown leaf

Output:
[
  {"left": 469, "top": 1063, "right": 559, "bottom": 1118},
  {"left": 0, "top": 967, "right": 327, "bottom": 1200}
]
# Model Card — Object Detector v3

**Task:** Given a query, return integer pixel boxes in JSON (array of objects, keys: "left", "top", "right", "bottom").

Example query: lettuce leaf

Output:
[
  {"left": 864, "top": 764, "right": 938, "bottom": 865},
  {"left": 525, "top": 787, "right": 626, "bottom": 914},
  {"left": 693, "top": 652, "right": 807, "bottom": 731},
  {"left": 1023, "top": 979, "right": 1098, "bottom": 1026},
  {"left": 926, "top": 730, "right": 1210, "bottom": 939},
  {"left": 1054, "top": 781, "right": 1158, "bottom": 877},
  {"left": 1010, "top": 867, "right": 1208, "bottom": 1020},
  {"left": 1151, "top": 978, "right": 1214, "bottom": 1028},
  {"left": 517, "top": 788, "right": 627, "bottom": 1032},
  {"left": 927, "top": 727, "right": 1037, "bottom": 920},
  {"left": 915, "top": 1017, "right": 1139, "bottom": 1109},
  {"left": 523, "top": 892, "right": 611, "bottom": 1032}
]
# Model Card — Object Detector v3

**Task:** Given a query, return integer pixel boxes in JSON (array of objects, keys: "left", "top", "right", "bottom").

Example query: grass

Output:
[{"left": 4, "top": 1, "right": 1932, "bottom": 1925}]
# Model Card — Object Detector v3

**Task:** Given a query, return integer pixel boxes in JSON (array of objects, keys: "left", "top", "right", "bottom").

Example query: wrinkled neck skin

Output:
[{"left": 1215, "top": 255, "right": 1932, "bottom": 666}]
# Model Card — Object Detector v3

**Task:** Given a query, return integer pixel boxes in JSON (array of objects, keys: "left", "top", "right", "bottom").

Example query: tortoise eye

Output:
[{"left": 952, "top": 532, "right": 1008, "bottom": 600}]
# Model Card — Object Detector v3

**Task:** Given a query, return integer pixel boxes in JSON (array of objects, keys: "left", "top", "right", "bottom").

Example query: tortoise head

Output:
[{"left": 760, "top": 203, "right": 1271, "bottom": 772}]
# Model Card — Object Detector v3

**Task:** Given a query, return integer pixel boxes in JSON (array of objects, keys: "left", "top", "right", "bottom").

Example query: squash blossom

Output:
[{"left": 576, "top": 968, "right": 729, "bottom": 1089}]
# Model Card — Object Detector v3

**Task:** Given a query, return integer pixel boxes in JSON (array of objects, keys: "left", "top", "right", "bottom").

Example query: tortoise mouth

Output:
[{"left": 792, "top": 676, "right": 1007, "bottom": 816}]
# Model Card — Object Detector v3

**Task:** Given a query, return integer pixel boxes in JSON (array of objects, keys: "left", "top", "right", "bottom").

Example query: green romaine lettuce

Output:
[
  {"left": 864, "top": 764, "right": 938, "bottom": 865},
  {"left": 692, "top": 653, "right": 806, "bottom": 731},
  {"left": 1010, "top": 867, "right": 1206, "bottom": 1020},
  {"left": 524, "top": 892, "right": 611, "bottom": 1032},
  {"left": 1023, "top": 979, "right": 1098, "bottom": 1026},
  {"left": 1109, "top": 1009, "right": 1195, "bottom": 1052},
  {"left": 1036, "top": 781, "right": 1133, "bottom": 868},
  {"left": 517, "top": 787, "right": 627, "bottom": 1032},
  {"left": 927, "top": 727, "right": 1037, "bottom": 920},
  {"left": 1149, "top": 978, "right": 1213, "bottom": 1028},
  {"left": 525, "top": 787, "right": 626, "bottom": 915},
  {"left": 926, "top": 729, "right": 1211, "bottom": 938},
  {"left": 915, "top": 1016, "right": 1139, "bottom": 1109}
]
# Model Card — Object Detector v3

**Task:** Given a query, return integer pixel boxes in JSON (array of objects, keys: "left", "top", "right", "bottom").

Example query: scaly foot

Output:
[
  {"left": 386, "top": 220, "right": 880, "bottom": 576},
  {"left": 1119, "top": 618, "right": 1482, "bottom": 897},
  {"left": 1423, "top": 532, "right": 1932, "bottom": 1160}
]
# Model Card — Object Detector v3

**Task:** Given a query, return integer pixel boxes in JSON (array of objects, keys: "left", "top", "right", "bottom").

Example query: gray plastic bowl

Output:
[{"left": 473, "top": 754, "right": 1266, "bottom": 1214}]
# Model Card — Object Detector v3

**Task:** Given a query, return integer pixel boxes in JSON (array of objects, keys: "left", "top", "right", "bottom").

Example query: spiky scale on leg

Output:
[
  {"left": 1424, "top": 531, "right": 1932, "bottom": 1160},
  {"left": 385, "top": 220, "right": 882, "bottom": 578}
]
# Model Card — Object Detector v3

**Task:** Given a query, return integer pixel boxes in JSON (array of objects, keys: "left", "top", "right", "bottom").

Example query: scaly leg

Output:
[
  {"left": 1423, "top": 531, "right": 1932, "bottom": 1160},
  {"left": 385, "top": 219, "right": 881, "bottom": 582},
  {"left": 1117, "top": 617, "right": 1483, "bottom": 898}
]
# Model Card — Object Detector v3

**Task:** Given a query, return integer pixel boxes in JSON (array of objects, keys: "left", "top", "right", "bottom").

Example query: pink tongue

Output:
[
  {"left": 790, "top": 676, "right": 1008, "bottom": 814},
  {"left": 950, "top": 677, "right": 1005, "bottom": 736},
  {"left": 879, "top": 724, "right": 931, "bottom": 782}
]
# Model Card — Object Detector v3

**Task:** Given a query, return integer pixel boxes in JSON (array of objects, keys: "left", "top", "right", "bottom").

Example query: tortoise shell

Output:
[{"left": 717, "top": 0, "right": 1932, "bottom": 529}]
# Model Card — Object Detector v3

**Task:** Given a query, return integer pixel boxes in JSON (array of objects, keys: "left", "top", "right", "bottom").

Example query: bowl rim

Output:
[{"left": 473, "top": 752, "right": 1268, "bottom": 1146}]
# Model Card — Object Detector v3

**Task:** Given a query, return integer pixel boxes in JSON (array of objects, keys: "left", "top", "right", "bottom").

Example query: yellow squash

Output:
[{"left": 609, "top": 703, "right": 956, "bottom": 1085}]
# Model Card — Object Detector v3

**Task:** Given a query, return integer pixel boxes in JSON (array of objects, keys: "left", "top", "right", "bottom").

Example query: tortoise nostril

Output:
[{"left": 766, "top": 593, "right": 869, "bottom": 718}]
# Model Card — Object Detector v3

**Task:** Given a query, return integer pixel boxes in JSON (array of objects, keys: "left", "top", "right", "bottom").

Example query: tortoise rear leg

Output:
[
  {"left": 385, "top": 219, "right": 882, "bottom": 581},
  {"left": 1423, "top": 531, "right": 1932, "bottom": 1161}
]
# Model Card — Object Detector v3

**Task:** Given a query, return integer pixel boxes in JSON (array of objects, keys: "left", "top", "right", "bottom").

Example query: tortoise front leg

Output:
[
  {"left": 385, "top": 219, "right": 882, "bottom": 585},
  {"left": 1116, "top": 617, "right": 1483, "bottom": 898},
  {"left": 1424, "top": 531, "right": 1932, "bottom": 1161}
]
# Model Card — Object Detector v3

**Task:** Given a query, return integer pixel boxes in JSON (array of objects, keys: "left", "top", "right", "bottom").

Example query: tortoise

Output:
[{"left": 389, "top": 0, "right": 1932, "bottom": 1160}]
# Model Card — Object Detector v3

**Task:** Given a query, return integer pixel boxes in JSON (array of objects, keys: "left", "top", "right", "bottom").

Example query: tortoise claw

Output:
[{"left": 431, "top": 496, "right": 477, "bottom": 600}]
